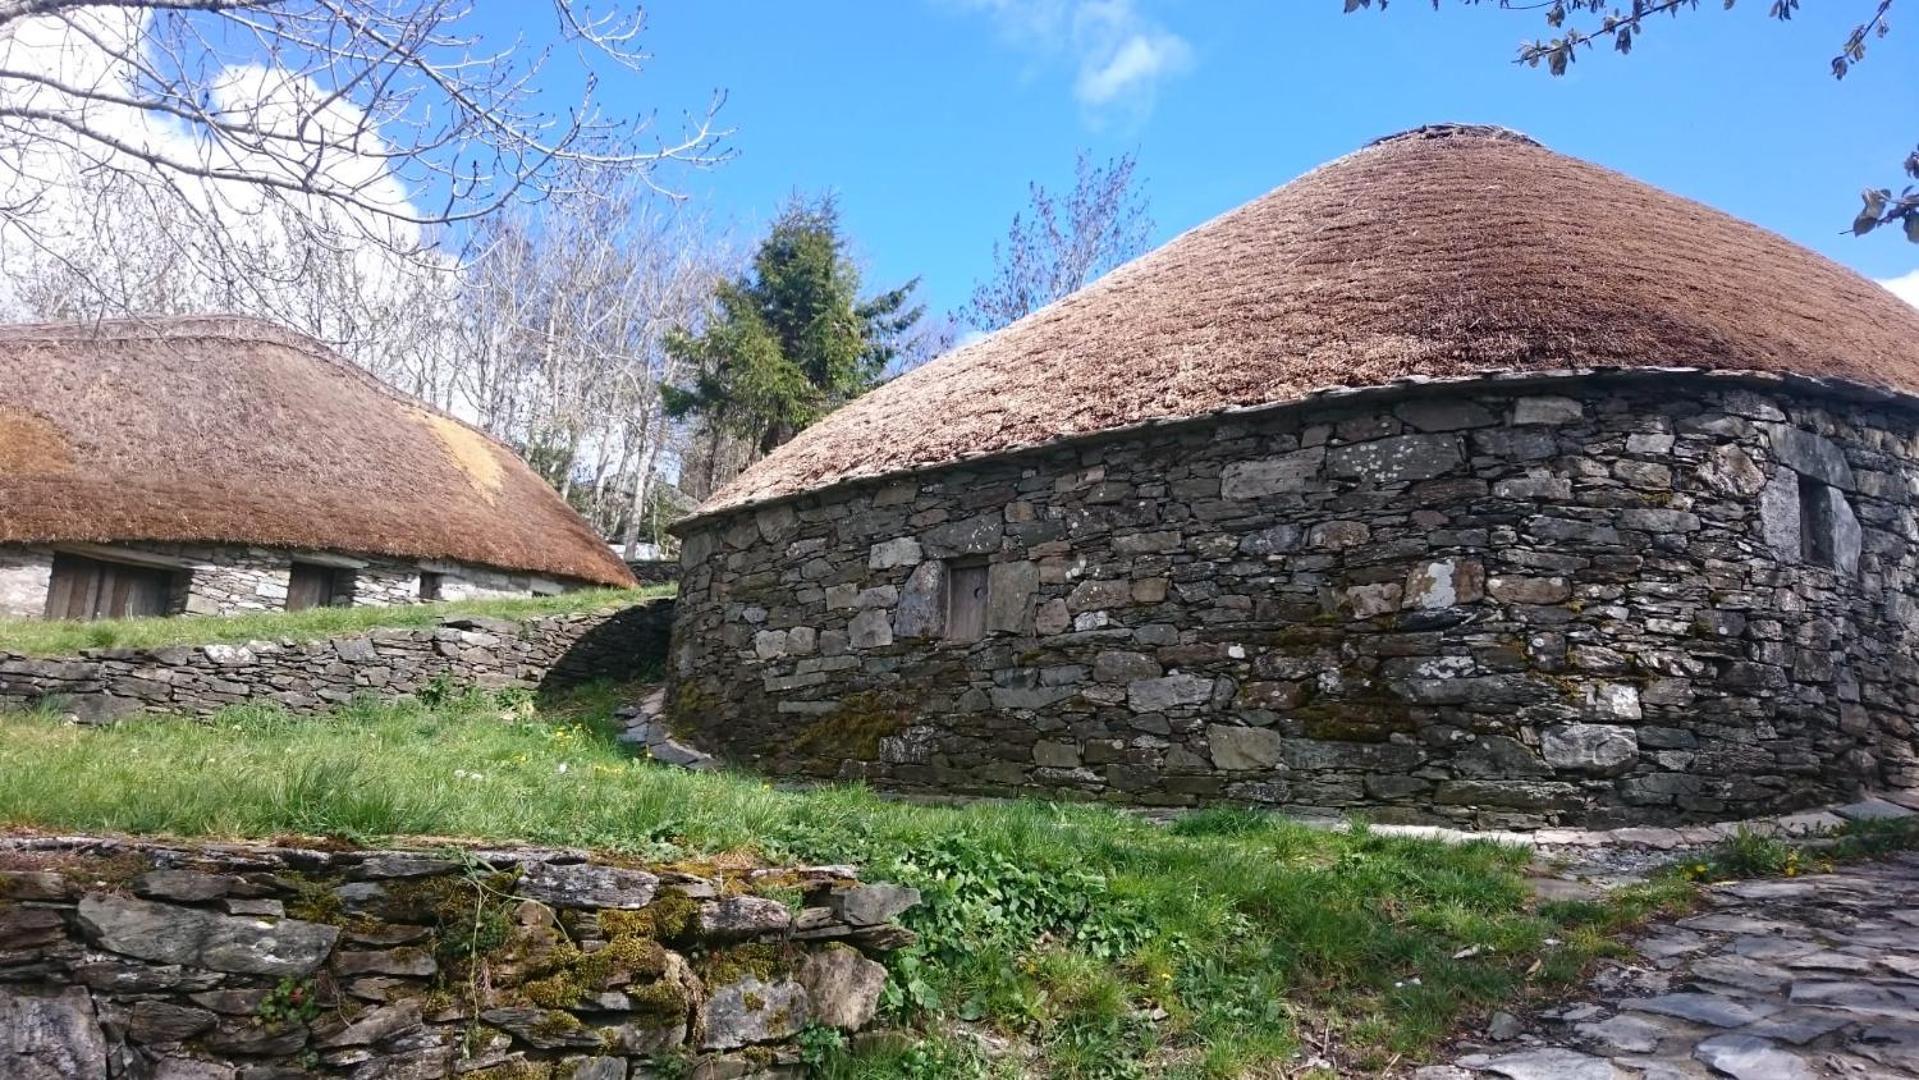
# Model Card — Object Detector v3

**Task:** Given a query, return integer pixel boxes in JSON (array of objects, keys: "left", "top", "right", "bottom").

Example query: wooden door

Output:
[
  {"left": 287, "top": 563, "right": 339, "bottom": 611},
  {"left": 44, "top": 554, "right": 176, "bottom": 620}
]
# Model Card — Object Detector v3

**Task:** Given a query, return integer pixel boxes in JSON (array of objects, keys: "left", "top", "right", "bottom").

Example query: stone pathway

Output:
[
  {"left": 1424, "top": 853, "right": 1919, "bottom": 1079},
  {"left": 614, "top": 686, "right": 716, "bottom": 769}
]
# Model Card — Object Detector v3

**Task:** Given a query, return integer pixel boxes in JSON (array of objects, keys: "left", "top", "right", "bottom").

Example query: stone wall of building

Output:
[
  {"left": 0, "top": 833, "right": 917, "bottom": 1079},
  {"left": 0, "top": 600, "right": 673, "bottom": 722},
  {"left": 667, "top": 375, "right": 1919, "bottom": 827},
  {"left": 0, "top": 542, "right": 584, "bottom": 620},
  {"left": 0, "top": 548, "right": 52, "bottom": 619}
]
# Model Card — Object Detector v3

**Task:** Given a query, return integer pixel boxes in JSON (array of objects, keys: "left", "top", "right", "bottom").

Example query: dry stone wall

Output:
[
  {"left": 0, "top": 601, "right": 673, "bottom": 723},
  {"left": 0, "top": 833, "right": 916, "bottom": 1079},
  {"left": 668, "top": 375, "right": 1919, "bottom": 827}
]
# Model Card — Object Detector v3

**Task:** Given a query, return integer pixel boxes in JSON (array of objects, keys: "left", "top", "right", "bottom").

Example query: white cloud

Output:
[
  {"left": 0, "top": 9, "right": 457, "bottom": 390},
  {"left": 954, "top": 0, "right": 1191, "bottom": 116},
  {"left": 1882, "top": 270, "right": 1919, "bottom": 309}
]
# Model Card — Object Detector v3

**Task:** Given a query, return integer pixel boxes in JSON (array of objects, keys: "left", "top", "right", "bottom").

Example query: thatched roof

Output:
[
  {"left": 0, "top": 316, "right": 635, "bottom": 587},
  {"left": 690, "top": 124, "right": 1919, "bottom": 523}
]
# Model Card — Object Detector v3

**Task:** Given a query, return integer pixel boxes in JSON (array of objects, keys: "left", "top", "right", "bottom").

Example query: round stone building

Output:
[
  {"left": 0, "top": 316, "right": 634, "bottom": 620},
  {"left": 666, "top": 125, "right": 1919, "bottom": 827}
]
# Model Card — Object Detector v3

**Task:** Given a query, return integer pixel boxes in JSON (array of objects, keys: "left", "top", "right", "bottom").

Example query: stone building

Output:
[
  {"left": 0, "top": 316, "right": 634, "bottom": 619},
  {"left": 665, "top": 125, "right": 1919, "bottom": 827}
]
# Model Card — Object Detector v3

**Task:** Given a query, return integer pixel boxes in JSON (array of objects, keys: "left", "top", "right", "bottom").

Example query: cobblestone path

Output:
[{"left": 1426, "top": 853, "right": 1919, "bottom": 1079}]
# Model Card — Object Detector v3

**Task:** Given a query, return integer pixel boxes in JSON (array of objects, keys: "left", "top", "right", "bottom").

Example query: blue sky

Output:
[{"left": 482, "top": 2, "right": 1919, "bottom": 317}]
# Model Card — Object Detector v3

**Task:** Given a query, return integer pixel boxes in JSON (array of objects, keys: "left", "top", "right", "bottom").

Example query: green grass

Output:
[
  {"left": 0, "top": 586, "right": 669, "bottom": 656},
  {"left": 0, "top": 686, "right": 1695, "bottom": 1077}
]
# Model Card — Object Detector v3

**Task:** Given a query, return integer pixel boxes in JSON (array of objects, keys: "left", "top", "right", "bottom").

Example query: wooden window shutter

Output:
[{"left": 945, "top": 562, "right": 989, "bottom": 643}]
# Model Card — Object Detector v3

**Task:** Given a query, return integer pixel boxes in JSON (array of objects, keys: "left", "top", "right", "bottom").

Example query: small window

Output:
[
  {"left": 287, "top": 562, "right": 353, "bottom": 611},
  {"left": 419, "top": 571, "right": 445, "bottom": 602},
  {"left": 944, "top": 562, "right": 989, "bottom": 642},
  {"left": 1799, "top": 477, "right": 1835, "bottom": 568}
]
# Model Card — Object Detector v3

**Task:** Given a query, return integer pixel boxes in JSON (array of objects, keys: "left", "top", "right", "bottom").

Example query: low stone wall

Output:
[
  {"left": 0, "top": 600, "right": 673, "bottom": 722},
  {"left": 624, "top": 560, "right": 682, "bottom": 587},
  {"left": 0, "top": 833, "right": 917, "bottom": 1079}
]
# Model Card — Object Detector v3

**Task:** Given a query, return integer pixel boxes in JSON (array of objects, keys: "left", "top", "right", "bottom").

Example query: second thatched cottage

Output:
[{"left": 0, "top": 316, "right": 634, "bottom": 620}]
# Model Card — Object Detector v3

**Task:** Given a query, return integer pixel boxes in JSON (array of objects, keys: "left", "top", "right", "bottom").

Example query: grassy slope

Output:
[
  {"left": 0, "top": 586, "right": 669, "bottom": 656},
  {"left": 0, "top": 685, "right": 1694, "bottom": 1078}
]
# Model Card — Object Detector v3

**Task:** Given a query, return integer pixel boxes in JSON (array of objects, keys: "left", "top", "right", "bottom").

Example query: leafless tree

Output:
[
  {"left": 453, "top": 181, "right": 734, "bottom": 556},
  {"left": 961, "top": 150, "right": 1152, "bottom": 332},
  {"left": 0, "top": 1, "right": 730, "bottom": 322}
]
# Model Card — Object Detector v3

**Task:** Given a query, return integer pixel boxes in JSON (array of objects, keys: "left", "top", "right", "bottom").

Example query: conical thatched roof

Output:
[
  {"left": 689, "top": 124, "right": 1919, "bottom": 523},
  {"left": 0, "top": 316, "right": 634, "bottom": 587}
]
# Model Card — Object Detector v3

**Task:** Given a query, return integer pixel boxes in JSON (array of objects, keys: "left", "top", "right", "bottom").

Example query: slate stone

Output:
[
  {"left": 134, "top": 869, "right": 237, "bottom": 902},
  {"left": 1694, "top": 1033, "right": 1816, "bottom": 1080},
  {"left": 920, "top": 513, "right": 1002, "bottom": 557},
  {"left": 1395, "top": 398, "right": 1496, "bottom": 431},
  {"left": 1623, "top": 992, "right": 1779, "bottom": 1027},
  {"left": 516, "top": 864, "right": 658, "bottom": 910},
  {"left": 332, "top": 947, "right": 436, "bottom": 977},
  {"left": 894, "top": 561, "right": 945, "bottom": 639},
  {"left": 478, "top": 1008, "right": 604, "bottom": 1050},
  {"left": 0, "top": 986, "right": 107, "bottom": 1080},
  {"left": 985, "top": 561, "right": 1039, "bottom": 634},
  {"left": 562, "top": 1058, "right": 629, "bottom": 1080},
  {"left": 1702, "top": 443, "right": 1768, "bottom": 496},
  {"left": 1327, "top": 433, "right": 1462, "bottom": 483},
  {"left": 829, "top": 884, "right": 920, "bottom": 927},
  {"left": 699, "top": 977, "right": 809, "bottom": 1050},
  {"left": 1835, "top": 798, "right": 1914, "bottom": 823},
  {"left": 867, "top": 537, "right": 922, "bottom": 570},
  {"left": 0, "top": 870, "right": 71, "bottom": 902},
  {"left": 799, "top": 946, "right": 887, "bottom": 1030},
  {"left": 1689, "top": 955, "right": 1794, "bottom": 995},
  {"left": 1574, "top": 1012, "right": 1672, "bottom": 1055},
  {"left": 1829, "top": 487, "right": 1862, "bottom": 575},
  {"left": 1220, "top": 448, "right": 1324, "bottom": 498},
  {"left": 311, "top": 1001, "right": 423, "bottom": 1049},
  {"left": 1207, "top": 724, "right": 1285, "bottom": 771},
  {"left": 1541, "top": 724, "right": 1639, "bottom": 777},
  {"left": 128, "top": 1000, "right": 218, "bottom": 1043},
  {"left": 77, "top": 894, "right": 338, "bottom": 977},
  {"left": 1512, "top": 396, "right": 1585, "bottom": 425},
  {"left": 1766, "top": 425, "right": 1854, "bottom": 489},
  {"left": 697, "top": 896, "right": 792, "bottom": 942},
  {"left": 1127, "top": 674, "right": 1213, "bottom": 712},
  {"left": 1239, "top": 524, "right": 1303, "bottom": 556},
  {"left": 1473, "top": 1047, "right": 1620, "bottom": 1080},
  {"left": 846, "top": 608, "right": 893, "bottom": 650}
]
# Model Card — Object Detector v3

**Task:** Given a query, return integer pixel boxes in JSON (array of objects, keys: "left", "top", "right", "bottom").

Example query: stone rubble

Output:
[{"left": 615, "top": 687, "right": 716, "bottom": 770}]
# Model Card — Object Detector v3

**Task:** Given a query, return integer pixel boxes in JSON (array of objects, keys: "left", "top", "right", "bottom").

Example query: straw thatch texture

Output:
[
  {"left": 694, "top": 125, "right": 1919, "bottom": 521},
  {"left": 0, "top": 316, "right": 634, "bottom": 587}
]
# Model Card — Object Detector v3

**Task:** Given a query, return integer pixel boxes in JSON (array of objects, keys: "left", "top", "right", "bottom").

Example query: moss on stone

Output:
[
  {"left": 531, "top": 1009, "right": 584, "bottom": 1038},
  {"left": 696, "top": 942, "right": 789, "bottom": 987},
  {"left": 627, "top": 977, "right": 690, "bottom": 1021},
  {"left": 599, "top": 891, "right": 699, "bottom": 943},
  {"left": 790, "top": 690, "right": 914, "bottom": 763},
  {"left": 466, "top": 1063, "right": 554, "bottom": 1080}
]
